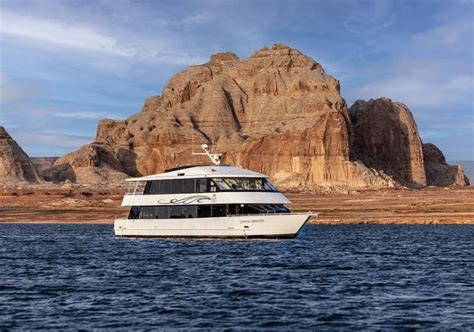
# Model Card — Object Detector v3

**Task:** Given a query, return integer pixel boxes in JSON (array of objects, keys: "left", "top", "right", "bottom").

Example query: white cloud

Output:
[
  {"left": 348, "top": 19, "right": 474, "bottom": 108},
  {"left": 54, "top": 111, "right": 117, "bottom": 119},
  {"left": 352, "top": 73, "right": 474, "bottom": 107},
  {"left": 413, "top": 20, "right": 473, "bottom": 46},
  {"left": 0, "top": 11, "right": 130, "bottom": 56},
  {"left": 0, "top": 10, "right": 206, "bottom": 65}
]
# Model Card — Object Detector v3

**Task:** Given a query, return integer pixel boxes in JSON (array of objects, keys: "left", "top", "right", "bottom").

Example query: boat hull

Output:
[{"left": 114, "top": 213, "right": 312, "bottom": 238}]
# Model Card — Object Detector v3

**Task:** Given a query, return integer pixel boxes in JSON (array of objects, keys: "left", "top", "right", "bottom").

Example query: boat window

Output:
[
  {"left": 169, "top": 206, "right": 184, "bottom": 218},
  {"left": 171, "top": 179, "right": 183, "bottom": 194},
  {"left": 145, "top": 181, "right": 159, "bottom": 195},
  {"left": 209, "top": 179, "right": 218, "bottom": 192},
  {"left": 183, "top": 206, "right": 197, "bottom": 218},
  {"left": 144, "top": 181, "right": 151, "bottom": 194},
  {"left": 263, "top": 180, "right": 277, "bottom": 191},
  {"left": 142, "top": 177, "right": 276, "bottom": 194},
  {"left": 243, "top": 205, "right": 262, "bottom": 214},
  {"left": 182, "top": 179, "right": 195, "bottom": 193},
  {"left": 212, "top": 204, "right": 227, "bottom": 217},
  {"left": 160, "top": 180, "right": 172, "bottom": 194},
  {"left": 274, "top": 204, "right": 289, "bottom": 213},
  {"left": 227, "top": 204, "right": 241, "bottom": 215},
  {"left": 206, "top": 177, "right": 276, "bottom": 192},
  {"left": 224, "top": 178, "right": 239, "bottom": 190},
  {"left": 128, "top": 204, "right": 290, "bottom": 220},
  {"left": 155, "top": 206, "right": 169, "bottom": 219},
  {"left": 129, "top": 206, "right": 140, "bottom": 219},
  {"left": 195, "top": 178, "right": 208, "bottom": 193},
  {"left": 140, "top": 206, "right": 155, "bottom": 219},
  {"left": 213, "top": 178, "right": 231, "bottom": 191},
  {"left": 241, "top": 178, "right": 255, "bottom": 190},
  {"left": 198, "top": 205, "right": 212, "bottom": 218}
]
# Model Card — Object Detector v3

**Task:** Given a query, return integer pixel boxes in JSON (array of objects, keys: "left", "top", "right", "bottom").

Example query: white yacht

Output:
[{"left": 114, "top": 145, "right": 317, "bottom": 238}]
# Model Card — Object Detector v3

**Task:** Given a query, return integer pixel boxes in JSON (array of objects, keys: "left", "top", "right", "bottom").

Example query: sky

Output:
[{"left": 0, "top": 0, "right": 473, "bottom": 160}]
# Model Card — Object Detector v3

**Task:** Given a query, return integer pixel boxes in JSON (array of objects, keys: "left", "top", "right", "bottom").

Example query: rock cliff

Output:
[
  {"left": 423, "top": 143, "right": 470, "bottom": 186},
  {"left": 349, "top": 98, "right": 426, "bottom": 187},
  {"left": 31, "top": 157, "right": 58, "bottom": 174},
  {"left": 0, "top": 126, "right": 42, "bottom": 183},
  {"left": 44, "top": 44, "right": 469, "bottom": 189}
]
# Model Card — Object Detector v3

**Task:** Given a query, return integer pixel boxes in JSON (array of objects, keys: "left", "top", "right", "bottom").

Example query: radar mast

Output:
[{"left": 192, "top": 144, "right": 222, "bottom": 165}]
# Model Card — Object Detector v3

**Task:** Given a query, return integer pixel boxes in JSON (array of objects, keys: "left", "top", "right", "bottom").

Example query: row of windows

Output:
[
  {"left": 128, "top": 204, "right": 290, "bottom": 219},
  {"left": 143, "top": 178, "right": 277, "bottom": 195}
]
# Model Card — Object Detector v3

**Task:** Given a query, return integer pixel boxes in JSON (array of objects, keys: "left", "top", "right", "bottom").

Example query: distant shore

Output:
[{"left": 0, "top": 186, "right": 473, "bottom": 224}]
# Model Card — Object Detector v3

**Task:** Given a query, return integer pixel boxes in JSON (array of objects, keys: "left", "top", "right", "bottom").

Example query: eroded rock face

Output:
[
  {"left": 51, "top": 44, "right": 398, "bottom": 189},
  {"left": 43, "top": 144, "right": 128, "bottom": 184},
  {"left": 46, "top": 45, "right": 467, "bottom": 189},
  {"left": 423, "top": 143, "right": 470, "bottom": 186},
  {"left": 31, "top": 157, "right": 59, "bottom": 174},
  {"left": 0, "top": 126, "right": 42, "bottom": 183},
  {"left": 349, "top": 98, "right": 427, "bottom": 187}
]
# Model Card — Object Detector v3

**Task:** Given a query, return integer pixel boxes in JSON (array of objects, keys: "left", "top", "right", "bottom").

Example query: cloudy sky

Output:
[{"left": 0, "top": 0, "right": 473, "bottom": 160}]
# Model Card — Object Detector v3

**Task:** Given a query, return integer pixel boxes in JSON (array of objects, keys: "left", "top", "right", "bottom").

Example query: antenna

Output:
[{"left": 192, "top": 144, "right": 222, "bottom": 165}]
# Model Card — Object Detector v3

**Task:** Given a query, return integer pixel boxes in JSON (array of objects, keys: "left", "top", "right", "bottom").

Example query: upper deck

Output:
[
  {"left": 121, "top": 165, "right": 290, "bottom": 206},
  {"left": 126, "top": 165, "right": 267, "bottom": 181}
]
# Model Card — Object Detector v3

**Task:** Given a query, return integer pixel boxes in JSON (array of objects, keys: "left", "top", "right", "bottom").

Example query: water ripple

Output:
[{"left": 0, "top": 224, "right": 473, "bottom": 329}]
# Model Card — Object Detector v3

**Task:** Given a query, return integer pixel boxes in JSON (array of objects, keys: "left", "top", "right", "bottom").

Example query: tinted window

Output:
[
  {"left": 195, "top": 178, "right": 208, "bottom": 193},
  {"left": 183, "top": 205, "right": 197, "bottom": 218},
  {"left": 171, "top": 179, "right": 182, "bottom": 194},
  {"left": 263, "top": 180, "right": 276, "bottom": 191},
  {"left": 144, "top": 182, "right": 151, "bottom": 194},
  {"left": 129, "top": 206, "right": 140, "bottom": 219},
  {"left": 182, "top": 179, "right": 195, "bottom": 193},
  {"left": 227, "top": 204, "right": 242, "bottom": 215},
  {"left": 160, "top": 180, "right": 171, "bottom": 194},
  {"left": 140, "top": 206, "right": 155, "bottom": 219},
  {"left": 198, "top": 205, "right": 212, "bottom": 218},
  {"left": 243, "top": 205, "right": 261, "bottom": 215},
  {"left": 146, "top": 181, "right": 160, "bottom": 194},
  {"left": 155, "top": 206, "right": 169, "bottom": 219},
  {"left": 169, "top": 206, "right": 184, "bottom": 218},
  {"left": 212, "top": 204, "right": 227, "bottom": 217}
]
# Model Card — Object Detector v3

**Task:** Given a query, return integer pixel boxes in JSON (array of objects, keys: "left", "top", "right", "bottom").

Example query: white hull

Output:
[{"left": 114, "top": 213, "right": 312, "bottom": 238}]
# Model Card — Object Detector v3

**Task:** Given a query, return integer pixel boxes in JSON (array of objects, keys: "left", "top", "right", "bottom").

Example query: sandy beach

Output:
[{"left": 0, "top": 186, "right": 472, "bottom": 224}]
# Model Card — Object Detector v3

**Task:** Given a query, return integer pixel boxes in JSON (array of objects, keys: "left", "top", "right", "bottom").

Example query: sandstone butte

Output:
[{"left": 4, "top": 44, "right": 470, "bottom": 190}]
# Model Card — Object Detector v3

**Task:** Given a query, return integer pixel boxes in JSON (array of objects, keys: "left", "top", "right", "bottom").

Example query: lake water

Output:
[{"left": 0, "top": 224, "right": 473, "bottom": 329}]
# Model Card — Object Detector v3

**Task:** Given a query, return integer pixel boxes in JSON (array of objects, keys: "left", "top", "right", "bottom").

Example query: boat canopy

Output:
[{"left": 125, "top": 165, "right": 268, "bottom": 182}]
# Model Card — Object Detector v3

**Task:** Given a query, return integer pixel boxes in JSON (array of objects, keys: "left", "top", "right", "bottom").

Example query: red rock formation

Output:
[
  {"left": 30, "top": 157, "right": 58, "bottom": 174},
  {"left": 0, "top": 126, "right": 42, "bottom": 183},
  {"left": 49, "top": 44, "right": 396, "bottom": 189},
  {"left": 423, "top": 143, "right": 470, "bottom": 186},
  {"left": 349, "top": 98, "right": 427, "bottom": 187},
  {"left": 43, "top": 144, "right": 128, "bottom": 184},
  {"left": 45, "top": 44, "right": 468, "bottom": 189}
]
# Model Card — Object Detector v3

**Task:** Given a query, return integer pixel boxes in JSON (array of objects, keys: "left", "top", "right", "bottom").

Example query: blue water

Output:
[{"left": 0, "top": 224, "right": 473, "bottom": 329}]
